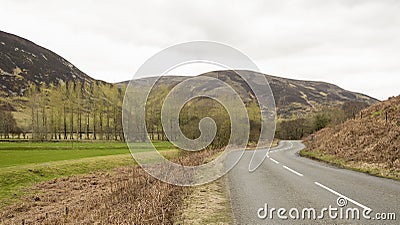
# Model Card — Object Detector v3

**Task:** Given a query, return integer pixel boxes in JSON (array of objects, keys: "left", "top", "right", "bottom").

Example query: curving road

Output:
[{"left": 226, "top": 140, "right": 400, "bottom": 224}]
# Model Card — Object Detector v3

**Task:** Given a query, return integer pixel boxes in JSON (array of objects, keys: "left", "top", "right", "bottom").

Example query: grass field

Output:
[
  {"left": 0, "top": 141, "right": 175, "bottom": 168},
  {"left": 0, "top": 141, "right": 179, "bottom": 208}
]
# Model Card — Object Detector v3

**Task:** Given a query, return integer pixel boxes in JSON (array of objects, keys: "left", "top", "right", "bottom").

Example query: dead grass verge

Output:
[
  {"left": 0, "top": 149, "right": 222, "bottom": 224},
  {"left": 300, "top": 148, "right": 400, "bottom": 180},
  {"left": 173, "top": 177, "right": 232, "bottom": 225}
]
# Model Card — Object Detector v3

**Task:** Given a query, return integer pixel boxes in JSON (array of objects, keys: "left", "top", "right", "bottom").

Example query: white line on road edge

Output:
[
  {"left": 283, "top": 165, "right": 304, "bottom": 177},
  {"left": 314, "top": 182, "right": 371, "bottom": 210},
  {"left": 269, "top": 158, "right": 280, "bottom": 164}
]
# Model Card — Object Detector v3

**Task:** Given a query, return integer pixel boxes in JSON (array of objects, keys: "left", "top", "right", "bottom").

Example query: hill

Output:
[
  {"left": 123, "top": 70, "right": 378, "bottom": 118},
  {"left": 0, "top": 30, "right": 378, "bottom": 117},
  {"left": 303, "top": 96, "right": 400, "bottom": 179},
  {"left": 0, "top": 31, "right": 100, "bottom": 108}
]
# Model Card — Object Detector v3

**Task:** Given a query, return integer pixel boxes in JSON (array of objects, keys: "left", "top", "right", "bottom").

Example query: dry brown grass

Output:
[
  {"left": 174, "top": 178, "right": 232, "bottom": 225},
  {"left": 173, "top": 150, "right": 233, "bottom": 225},
  {"left": 305, "top": 96, "right": 400, "bottom": 178},
  {"left": 0, "top": 149, "right": 221, "bottom": 224}
]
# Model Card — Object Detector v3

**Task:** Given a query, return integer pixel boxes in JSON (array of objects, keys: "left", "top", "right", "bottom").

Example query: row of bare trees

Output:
[
  {"left": 27, "top": 80, "right": 125, "bottom": 141},
  {"left": 6, "top": 79, "right": 371, "bottom": 144}
]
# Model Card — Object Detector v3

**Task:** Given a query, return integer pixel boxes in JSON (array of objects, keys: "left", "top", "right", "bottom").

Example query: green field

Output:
[
  {"left": 0, "top": 141, "right": 179, "bottom": 208},
  {"left": 0, "top": 141, "right": 175, "bottom": 168}
]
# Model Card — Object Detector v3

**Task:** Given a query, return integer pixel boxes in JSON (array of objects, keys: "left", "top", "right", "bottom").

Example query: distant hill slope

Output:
[
  {"left": 305, "top": 96, "right": 400, "bottom": 178},
  {"left": 0, "top": 31, "right": 95, "bottom": 97},
  {"left": 0, "top": 30, "right": 378, "bottom": 116},
  {"left": 123, "top": 70, "right": 378, "bottom": 117}
]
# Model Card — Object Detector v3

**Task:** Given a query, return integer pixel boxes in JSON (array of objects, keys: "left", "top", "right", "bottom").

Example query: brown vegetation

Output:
[
  {"left": 175, "top": 178, "right": 232, "bottom": 224},
  {"left": 305, "top": 96, "right": 400, "bottom": 178},
  {"left": 0, "top": 149, "right": 220, "bottom": 224}
]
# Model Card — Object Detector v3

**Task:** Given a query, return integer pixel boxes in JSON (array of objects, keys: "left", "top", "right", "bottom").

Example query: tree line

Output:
[
  {"left": 275, "top": 101, "right": 369, "bottom": 140},
  {"left": 123, "top": 84, "right": 263, "bottom": 148},
  {"left": 24, "top": 80, "right": 125, "bottom": 141},
  {"left": 0, "top": 109, "right": 21, "bottom": 139},
  {"left": 1, "top": 80, "right": 370, "bottom": 145}
]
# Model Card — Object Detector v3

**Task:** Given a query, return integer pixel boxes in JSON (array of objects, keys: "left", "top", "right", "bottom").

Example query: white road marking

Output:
[
  {"left": 283, "top": 165, "right": 304, "bottom": 177},
  {"left": 266, "top": 141, "right": 371, "bottom": 211},
  {"left": 269, "top": 141, "right": 295, "bottom": 153},
  {"left": 314, "top": 182, "right": 371, "bottom": 210},
  {"left": 269, "top": 158, "right": 280, "bottom": 164}
]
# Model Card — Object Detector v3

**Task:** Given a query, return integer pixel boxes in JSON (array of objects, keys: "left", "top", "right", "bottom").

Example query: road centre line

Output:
[
  {"left": 283, "top": 165, "right": 304, "bottom": 177},
  {"left": 269, "top": 141, "right": 294, "bottom": 153},
  {"left": 269, "top": 158, "right": 280, "bottom": 164},
  {"left": 268, "top": 141, "right": 371, "bottom": 211}
]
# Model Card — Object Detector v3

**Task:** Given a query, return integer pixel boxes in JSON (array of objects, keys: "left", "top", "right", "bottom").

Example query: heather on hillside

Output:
[{"left": 305, "top": 96, "right": 400, "bottom": 178}]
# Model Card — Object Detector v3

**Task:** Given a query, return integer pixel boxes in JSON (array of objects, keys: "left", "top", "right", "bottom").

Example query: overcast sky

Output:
[{"left": 1, "top": 0, "right": 399, "bottom": 100}]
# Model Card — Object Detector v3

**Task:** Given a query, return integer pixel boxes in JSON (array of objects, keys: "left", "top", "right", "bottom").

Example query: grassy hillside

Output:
[
  {"left": 302, "top": 95, "right": 400, "bottom": 179},
  {"left": 123, "top": 70, "right": 378, "bottom": 118}
]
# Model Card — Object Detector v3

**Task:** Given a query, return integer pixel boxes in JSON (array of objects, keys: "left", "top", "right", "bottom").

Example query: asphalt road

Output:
[{"left": 226, "top": 140, "right": 400, "bottom": 224}]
